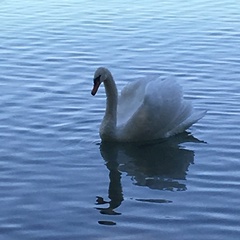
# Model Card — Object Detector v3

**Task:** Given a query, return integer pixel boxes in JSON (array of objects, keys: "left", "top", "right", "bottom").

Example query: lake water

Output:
[{"left": 1, "top": 0, "right": 240, "bottom": 239}]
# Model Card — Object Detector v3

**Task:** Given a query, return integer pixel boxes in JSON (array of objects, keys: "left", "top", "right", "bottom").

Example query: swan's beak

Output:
[{"left": 91, "top": 78, "right": 101, "bottom": 96}]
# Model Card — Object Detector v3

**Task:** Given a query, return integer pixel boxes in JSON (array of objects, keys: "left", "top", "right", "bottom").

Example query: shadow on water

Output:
[{"left": 96, "top": 132, "right": 205, "bottom": 225}]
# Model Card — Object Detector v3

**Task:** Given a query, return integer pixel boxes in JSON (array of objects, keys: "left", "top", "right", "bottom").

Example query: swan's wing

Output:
[
  {"left": 117, "top": 78, "right": 150, "bottom": 126},
  {"left": 142, "top": 78, "right": 189, "bottom": 137},
  {"left": 145, "top": 78, "right": 205, "bottom": 137},
  {"left": 117, "top": 78, "right": 205, "bottom": 141},
  {"left": 117, "top": 78, "right": 178, "bottom": 140}
]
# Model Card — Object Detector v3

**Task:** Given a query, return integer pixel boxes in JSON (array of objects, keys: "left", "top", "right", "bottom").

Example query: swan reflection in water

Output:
[{"left": 96, "top": 132, "right": 204, "bottom": 218}]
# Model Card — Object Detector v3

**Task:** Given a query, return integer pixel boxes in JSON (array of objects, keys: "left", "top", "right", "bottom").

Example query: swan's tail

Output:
[{"left": 166, "top": 110, "right": 207, "bottom": 137}]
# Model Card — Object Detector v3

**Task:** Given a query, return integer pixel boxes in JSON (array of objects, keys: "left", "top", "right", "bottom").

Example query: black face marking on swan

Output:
[
  {"left": 91, "top": 75, "right": 102, "bottom": 96},
  {"left": 94, "top": 75, "right": 101, "bottom": 84}
]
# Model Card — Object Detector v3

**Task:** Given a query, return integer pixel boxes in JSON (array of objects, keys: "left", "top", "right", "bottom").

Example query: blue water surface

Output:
[{"left": 1, "top": 0, "right": 240, "bottom": 239}]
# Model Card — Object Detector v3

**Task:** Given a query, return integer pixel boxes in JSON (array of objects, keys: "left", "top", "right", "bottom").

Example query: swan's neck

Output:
[{"left": 100, "top": 75, "right": 118, "bottom": 141}]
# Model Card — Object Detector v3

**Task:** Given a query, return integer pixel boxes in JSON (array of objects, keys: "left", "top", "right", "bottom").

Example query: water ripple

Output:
[{"left": 1, "top": 0, "right": 240, "bottom": 239}]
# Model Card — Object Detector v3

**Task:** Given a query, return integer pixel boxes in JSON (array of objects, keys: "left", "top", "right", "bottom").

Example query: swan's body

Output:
[{"left": 91, "top": 67, "right": 206, "bottom": 142}]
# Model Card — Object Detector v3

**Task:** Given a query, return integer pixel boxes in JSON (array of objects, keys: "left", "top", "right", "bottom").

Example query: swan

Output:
[{"left": 91, "top": 67, "right": 206, "bottom": 142}]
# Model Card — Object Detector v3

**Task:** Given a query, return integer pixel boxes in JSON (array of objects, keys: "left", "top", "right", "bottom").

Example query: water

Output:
[{"left": 1, "top": 0, "right": 240, "bottom": 239}]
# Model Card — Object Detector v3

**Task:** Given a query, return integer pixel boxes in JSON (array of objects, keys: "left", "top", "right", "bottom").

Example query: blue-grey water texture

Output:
[{"left": 1, "top": 0, "right": 240, "bottom": 239}]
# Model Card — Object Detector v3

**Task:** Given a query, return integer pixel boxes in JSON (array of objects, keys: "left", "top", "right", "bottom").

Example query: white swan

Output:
[{"left": 91, "top": 67, "right": 206, "bottom": 142}]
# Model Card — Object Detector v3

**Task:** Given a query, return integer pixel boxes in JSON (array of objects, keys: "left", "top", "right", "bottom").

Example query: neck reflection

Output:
[{"left": 96, "top": 132, "right": 204, "bottom": 217}]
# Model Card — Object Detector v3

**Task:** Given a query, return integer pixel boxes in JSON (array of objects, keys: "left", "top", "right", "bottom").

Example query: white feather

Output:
[{"left": 92, "top": 67, "right": 206, "bottom": 142}]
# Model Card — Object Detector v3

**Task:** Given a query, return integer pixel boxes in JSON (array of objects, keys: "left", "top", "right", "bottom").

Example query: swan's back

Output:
[{"left": 116, "top": 77, "right": 205, "bottom": 141}]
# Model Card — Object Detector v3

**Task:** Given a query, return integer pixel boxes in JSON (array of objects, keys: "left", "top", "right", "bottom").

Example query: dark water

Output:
[{"left": 1, "top": 0, "right": 240, "bottom": 239}]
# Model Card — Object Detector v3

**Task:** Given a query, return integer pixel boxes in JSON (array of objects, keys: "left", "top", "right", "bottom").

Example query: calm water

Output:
[{"left": 1, "top": 0, "right": 240, "bottom": 239}]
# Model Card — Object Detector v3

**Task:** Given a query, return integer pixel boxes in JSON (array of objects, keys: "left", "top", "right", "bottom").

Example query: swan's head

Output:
[{"left": 91, "top": 67, "right": 111, "bottom": 96}]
